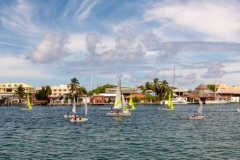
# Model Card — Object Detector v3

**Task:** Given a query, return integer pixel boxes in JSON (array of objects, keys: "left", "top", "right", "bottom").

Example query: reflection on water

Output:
[{"left": 0, "top": 104, "right": 240, "bottom": 159}]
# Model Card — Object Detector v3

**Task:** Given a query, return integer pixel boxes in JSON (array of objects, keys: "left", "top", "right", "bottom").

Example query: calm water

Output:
[{"left": 0, "top": 104, "right": 240, "bottom": 160}]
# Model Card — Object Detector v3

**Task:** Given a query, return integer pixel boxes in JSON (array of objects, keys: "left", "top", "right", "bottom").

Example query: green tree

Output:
[
  {"left": 142, "top": 82, "right": 153, "bottom": 93},
  {"left": 158, "top": 80, "right": 171, "bottom": 100},
  {"left": 67, "top": 77, "right": 80, "bottom": 95},
  {"left": 89, "top": 84, "right": 115, "bottom": 95},
  {"left": 35, "top": 87, "right": 46, "bottom": 100},
  {"left": 207, "top": 84, "right": 216, "bottom": 92},
  {"left": 35, "top": 86, "right": 52, "bottom": 102},
  {"left": 15, "top": 84, "right": 25, "bottom": 99},
  {"left": 45, "top": 85, "right": 52, "bottom": 97}
]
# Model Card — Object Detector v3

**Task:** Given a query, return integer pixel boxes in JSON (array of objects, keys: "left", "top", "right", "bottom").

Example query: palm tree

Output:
[
  {"left": 15, "top": 84, "right": 25, "bottom": 102},
  {"left": 67, "top": 77, "right": 80, "bottom": 95},
  {"left": 159, "top": 80, "right": 171, "bottom": 100},
  {"left": 152, "top": 78, "right": 161, "bottom": 95},
  {"left": 144, "top": 78, "right": 160, "bottom": 95}
]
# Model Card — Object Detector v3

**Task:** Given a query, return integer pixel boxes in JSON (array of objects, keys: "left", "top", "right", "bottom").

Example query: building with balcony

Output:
[
  {"left": 36, "top": 84, "right": 71, "bottom": 98},
  {"left": 0, "top": 83, "right": 35, "bottom": 97}
]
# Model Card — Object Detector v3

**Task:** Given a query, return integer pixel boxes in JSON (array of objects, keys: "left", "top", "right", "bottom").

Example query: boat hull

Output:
[
  {"left": 205, "top": 100, "right": 230, "bottom": 104},
  {"left": 187, "top": 115, "right": 205, "bottom": 120},
  {"left": 70, "top": 117, "right": 88, "bottom": 123},
  {"left": 106, "top": 112, "right": 131, "bottom": 117}
]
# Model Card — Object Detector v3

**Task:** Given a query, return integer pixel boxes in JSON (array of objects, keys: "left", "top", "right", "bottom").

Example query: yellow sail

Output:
[
  {"left": 168, "top": 92, "right": 174, "bottom": 110},
  {"left": 129, "top": 94, "right": 135, "bottom": 110},
  {"left": 27, "top": 94, "right": 32, "bottom": 110}
]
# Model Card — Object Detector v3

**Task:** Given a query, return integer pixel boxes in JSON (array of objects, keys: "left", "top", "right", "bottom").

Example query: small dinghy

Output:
[
  {"left": 70, "top": 97, "right": 88, "bottom": 123},
  {"left": 159, "top": 92, "right": 174, "bottom": 111},
  {"left": 187, "top": 99, "right": 204, "bottom": 120},
  {"left": 21, "top": 94, "right": 32, "bottom": 111},
  {"left": 105, "top": 79, "right": 131, "bottom": 117}
]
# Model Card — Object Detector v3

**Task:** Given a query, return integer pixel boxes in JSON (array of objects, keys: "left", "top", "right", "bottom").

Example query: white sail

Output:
[
  {"left": 198, "top": 99, "right": 203, "bottom": 115},
  {"left": 114, "top": 79, "right": 122, "bottom": 109},
  {"left": 84, "top": 97, "right": 88, "bottom": 116},
  {"left": 72, "top": 97, "right": 76, "bottom": 114}
]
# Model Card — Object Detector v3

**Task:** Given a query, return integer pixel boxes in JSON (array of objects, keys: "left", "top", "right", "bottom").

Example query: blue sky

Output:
[{"left": 1, "top": 0, "right": 240, "bottom": 91}]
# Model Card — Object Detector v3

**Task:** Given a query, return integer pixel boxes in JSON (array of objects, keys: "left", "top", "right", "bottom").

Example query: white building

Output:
[
  {"left": 0, "top": 83, "right": 35, "bottom": 97},
  {"left": 36, "top": 84, "right": 71, "bottom": 98}
]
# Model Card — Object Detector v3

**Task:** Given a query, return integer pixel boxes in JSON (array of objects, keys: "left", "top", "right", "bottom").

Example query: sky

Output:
[{"left": 1, "top": 0, "right": 240, "bottom": 91}]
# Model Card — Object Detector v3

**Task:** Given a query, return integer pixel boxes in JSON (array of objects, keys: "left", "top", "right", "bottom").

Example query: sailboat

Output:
[
  {"left": 128, "top": 93, "right": 136, "bottom": 111},
  {"left": 106, "top": 79, "right": 131, "bottom": 117},
  {"left": 187, "top": 99, "right": 205, "bottom": 120},
  {"left": 64, "top": 97, "right": 79, "bottom": 118},
  {"left": 70, "top": 97, "right": 88, "bottom": 122},
  {"left": 21, "top": 93, "right": 32, "bottom": 110},
  {"left": 160, "top": 92, "right": 174, "bottom": 110}
]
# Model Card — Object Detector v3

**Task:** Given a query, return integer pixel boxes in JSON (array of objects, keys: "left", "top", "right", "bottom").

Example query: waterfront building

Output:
[
  {"left": 90, "top": 87, "right": 144, "bottom": 105},
  {"left": 105, "top": 87, "right": 142, "bottom": 94},
  {"left": 36, "top": 84, "right": 71, "bottom": 98},
  {"left": 188, "top": 84, "right": 215, "bottom": 103},
  {"left": 0, "top": 83, "right": 35, "bottom": 105},
  {"left": 0, "top": 83, "right": 35, "bottom": 97},
  {"left": 216, "top": 84, "right": 240, "bottom": 101}
]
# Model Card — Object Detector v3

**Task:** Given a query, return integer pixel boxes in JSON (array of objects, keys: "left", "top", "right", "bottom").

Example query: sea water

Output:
[{"left": 0, "top": 104, "right": 240, "bottom": 160}]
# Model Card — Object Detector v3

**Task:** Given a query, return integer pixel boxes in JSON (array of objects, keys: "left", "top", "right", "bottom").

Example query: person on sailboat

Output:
[
  {"left": 110, "top": 107, "right": 113, "bottom": 113},
  {"left": 116, "top": 110, "right": 119, "bottom": 115},
  {"left": 73, "top": 114, "right": 77, "bottom": 121}
]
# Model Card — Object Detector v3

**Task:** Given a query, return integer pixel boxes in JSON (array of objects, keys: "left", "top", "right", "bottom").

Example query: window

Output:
[{"left": 6, "top": 89, "right": 12, "bottom": 92}]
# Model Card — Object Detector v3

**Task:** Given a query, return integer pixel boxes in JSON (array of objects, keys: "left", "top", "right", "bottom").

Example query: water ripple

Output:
[{"left": 1, "top": 104, "right": 240, "bottom": 159}]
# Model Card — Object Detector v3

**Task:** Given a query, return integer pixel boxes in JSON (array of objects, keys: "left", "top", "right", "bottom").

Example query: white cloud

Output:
[
  {"left": 65, "top": 34, "right": 87, "bottom": 53},
  {"left": 74, "top": 0, "right": 99, "bottom": 21},
  {"left": 144, "top": 1, "right": 240, "bottom": 42},
  {"left": 0, "top": 0, "right": 42, "bottom": 35},
  {"left": 0, "top": 54, "right": 54, "bottom": 79},
  {"left": 28, "top": 33, "right": 69, "bottom": 63}
]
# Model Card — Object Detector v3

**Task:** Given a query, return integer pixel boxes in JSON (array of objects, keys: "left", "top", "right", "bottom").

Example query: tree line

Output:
[{"left": 14, "top": 77, "right": 217, "bottom": 103}]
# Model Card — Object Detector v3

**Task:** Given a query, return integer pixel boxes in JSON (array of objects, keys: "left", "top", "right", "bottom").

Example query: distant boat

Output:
[
  {"left": 63, "top": 97, "right": 78, "bottom": 118},
  {"left": 205, "top": 99, "right": 230, "bottom": 104},
  {"left": 187, "top": 99, "right": 205, "bottom": 120},
  {"left": 128, "top": 93, "right": 135, "bottom": 111},
  {"left": 160, "top": 96, "right": 188, "bottom": 105},
  {"left": 70, "top": 97, "right": 88, "bottom": 123},
  {"left": 236, "top": 108, "right": 240, "bottom": 112},
  {"left": 160, "top": 92, "right": 174, "bottom": 111},
  {"left": 21, "top": 94, "right": 32, "bottom": 111},
  {"left": 106, "top": 79, "right": 131, "bottom": 117}
]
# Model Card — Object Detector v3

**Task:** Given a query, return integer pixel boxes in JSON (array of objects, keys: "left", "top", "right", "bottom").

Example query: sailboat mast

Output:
[
  {"left": 173, "top": 65, "right": 175, "bottom": 88},
  {"left": 214, "top": 61, "right": 218, "bottom": 100},
  {"left": 119, "top": 79, "right": 124, "bottom": 112}
]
